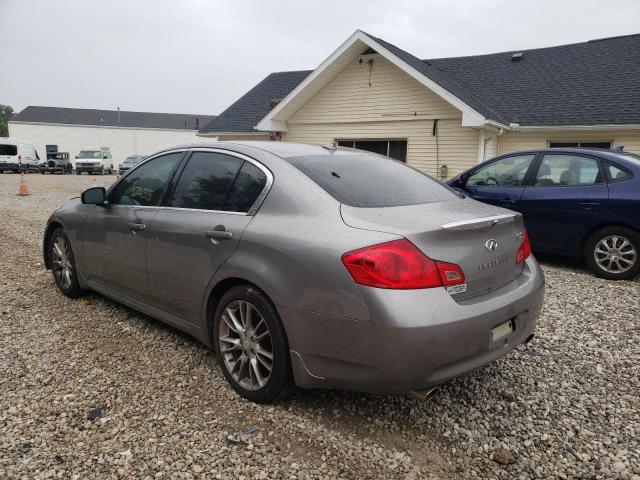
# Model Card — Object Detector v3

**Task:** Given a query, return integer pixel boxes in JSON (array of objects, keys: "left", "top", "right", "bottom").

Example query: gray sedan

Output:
[{"left": 43, "top": 142, "right": 544, "bottom": 403}]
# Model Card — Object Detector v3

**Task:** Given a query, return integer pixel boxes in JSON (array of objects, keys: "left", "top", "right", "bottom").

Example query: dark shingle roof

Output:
[
  {"left": 200, "top": 32, "right": 640, "bottom": 133},
  {"left": 12, "top": 106, "right": 214, "bottom": 130},
  {"left": 426, "top": 33, "right": 640, "bottom": 126},
  {"left": 199, "top": 71, "right": 312, "bottom": 134}
]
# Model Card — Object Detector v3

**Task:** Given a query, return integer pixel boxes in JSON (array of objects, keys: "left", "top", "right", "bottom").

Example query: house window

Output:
[
  {"left": 336, "top": 139, "right": 408, "bottom": 162},
  {"left": 548, "top": 140, "right": 612, "bottom": 149}
]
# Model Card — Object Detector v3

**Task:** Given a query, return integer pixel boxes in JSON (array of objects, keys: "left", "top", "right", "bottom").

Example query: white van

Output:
[
  {"left": 0, "top": 138, "right": 40, "bottom": 173},
  {"left": 75, "top": 146, "right": 114, "bottom": 175}
]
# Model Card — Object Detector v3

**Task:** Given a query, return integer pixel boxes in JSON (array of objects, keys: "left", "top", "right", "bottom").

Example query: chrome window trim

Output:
[{"left": 107, "top": 147, "right": 273, "bottom": 216}]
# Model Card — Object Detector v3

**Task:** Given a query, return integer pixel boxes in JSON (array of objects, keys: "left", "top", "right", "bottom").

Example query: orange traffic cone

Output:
[{"left": 18, "top": 172, "right": 30, "bottom": 196}]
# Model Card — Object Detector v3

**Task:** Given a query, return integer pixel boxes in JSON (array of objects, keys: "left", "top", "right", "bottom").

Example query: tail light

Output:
[
  {"left": 341, "top": 239, "right": 465, "bottom": 289},
  {"left": 516, "top": 230, "right": 531, "bottom": 265}
]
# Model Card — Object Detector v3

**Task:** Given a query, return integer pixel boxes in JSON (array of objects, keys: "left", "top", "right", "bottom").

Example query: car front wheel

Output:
[
  {"left": 213, "top": 285, "right": 292, "bottom": 403},
  {"left": 585, "top": 227, "right": 640, "bottom": 280},
  {"left": 49, "top": 228, "right": 85, "bottom": 298}
]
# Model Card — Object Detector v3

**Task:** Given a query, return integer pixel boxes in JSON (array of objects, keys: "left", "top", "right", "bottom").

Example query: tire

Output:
[
  {"left": 49, "top": 228, "right": 85, "bottom": 298},
  {"left": 76, "top": 170, "right": 81, "bottom": 175},
  {"left": 584, "top": 226, "right": 640, "bottom": 280},
  {"left": 213, "top": 285, "right": 292, "bottom": 403}
]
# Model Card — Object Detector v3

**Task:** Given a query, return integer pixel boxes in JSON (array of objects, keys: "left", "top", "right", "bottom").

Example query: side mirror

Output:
[
  {"left": 81, "top": 187, "right": 107, "bottom": 206},
  {"left": 75, "top": 155, "right": 79, "bottom": 159},
  {"left": 448, "top": 176, "right": 464, "bottom": 188}
]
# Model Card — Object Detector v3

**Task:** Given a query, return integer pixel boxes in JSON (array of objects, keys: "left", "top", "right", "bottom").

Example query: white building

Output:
[{"left": 9, "top": 106, "right": 214, "bottom": 168}]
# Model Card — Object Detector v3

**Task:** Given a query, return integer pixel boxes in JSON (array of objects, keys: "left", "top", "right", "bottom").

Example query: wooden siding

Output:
[
  {"left": 498, "top": 130, "right": 640, "bottom": 155},
  {"left": 284, "top": 53, "right": 479, "bottom": 178}
]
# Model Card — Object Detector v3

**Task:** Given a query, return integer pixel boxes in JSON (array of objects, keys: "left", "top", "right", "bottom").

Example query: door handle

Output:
[
  {"left": 498, "top": 198, "right": 517, "bottom": 204},
  {"left": 205, "top": 226, "right": 233, "bottom": 243},
  {"left": 578, "top": 202, "right": 599, "bottom": 209},
  {"left": 128, "top": 222, "right": 147, "bottom": 234}
]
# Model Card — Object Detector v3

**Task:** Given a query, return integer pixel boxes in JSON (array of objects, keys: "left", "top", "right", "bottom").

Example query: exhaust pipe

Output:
[{"left": 408, "top": 386, "right": 440, "bottom": 402}]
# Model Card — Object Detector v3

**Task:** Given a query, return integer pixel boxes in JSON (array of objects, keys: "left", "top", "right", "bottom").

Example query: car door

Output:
[
  {"left": 461, "top": 153, "right": 537, "bottom": 211},
  {"left": 79, "top": 151, "right": 185, "bottom": 302},
  {"left": 518, "top": 152, "right": 609, "bottom": 254},
  {"left": 146, "top": 149, "right": 271, "bottom": 323}
]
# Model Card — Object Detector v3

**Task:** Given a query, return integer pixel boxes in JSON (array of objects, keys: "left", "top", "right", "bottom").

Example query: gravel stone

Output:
[{"left": 1, "top": 173, "right": 639, "bottom": 478}]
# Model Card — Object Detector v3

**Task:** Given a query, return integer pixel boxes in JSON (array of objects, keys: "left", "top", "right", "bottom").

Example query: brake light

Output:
[
  {"left": 516, "top": 230, "right": 531, "bottom": 265},
  {"left": 341, "top": 239, "right": 465, "bottom": 289}
]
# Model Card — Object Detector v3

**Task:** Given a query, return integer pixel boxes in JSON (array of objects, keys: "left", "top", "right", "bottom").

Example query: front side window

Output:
[
  {"left": 466, "top": 154, "right": 535, "bottom": 187},
  {"left": 170, "top": 152, "right": 243, "bottom": 211},
  {"left": 534, "top": 154, "right": 602, "bottom": 186},
  {"left": 109, "top": 152, "right": 182, "bottom": 206}
]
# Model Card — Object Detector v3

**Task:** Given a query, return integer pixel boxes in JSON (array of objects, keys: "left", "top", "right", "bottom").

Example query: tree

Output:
[{"left": 0, "top": 105, "right": 15, "bottom": 137}]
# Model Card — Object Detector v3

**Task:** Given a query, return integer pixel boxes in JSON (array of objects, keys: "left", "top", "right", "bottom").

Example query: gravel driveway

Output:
[{"left": 1, "top": 174, "right": 639, "bottom": 479}]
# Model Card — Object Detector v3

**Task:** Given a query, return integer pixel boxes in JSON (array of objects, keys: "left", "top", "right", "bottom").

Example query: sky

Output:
[{"left": 2, "top": 0, "right": 639, "bottom": 116}]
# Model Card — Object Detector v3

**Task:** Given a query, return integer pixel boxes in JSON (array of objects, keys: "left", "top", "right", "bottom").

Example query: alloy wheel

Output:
[
  {"left": 594, "top": 235, "right": 637, "bottom": 274},
  {"left": 218, "top": 300, "right": 274, "bottom": 391},
  {"left": 52, "top": 235, "right": 74, "bottom": 289}
]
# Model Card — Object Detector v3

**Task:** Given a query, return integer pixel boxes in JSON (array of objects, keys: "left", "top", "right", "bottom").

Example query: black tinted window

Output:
[
  {"left": 287, "top": 154, "right": 457, "bottom": 208},
  {"left": 0, "top": 144, "right": 18, "bottom": 156},
  {"left": 224, "top": 161, "right": 268, "bottom": 212},
  {"left": 109, "top": 153, "right": 181, "bottom": 206},
  {"left": 170, "top": 152, "right": 243, "bottom": 210}
]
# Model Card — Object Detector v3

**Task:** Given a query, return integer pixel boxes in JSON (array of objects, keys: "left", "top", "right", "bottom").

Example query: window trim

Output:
[
  {"left": 131, "top": 147, "right": 274, "bottom": 216},
  {"left": 462, "top": 152, "right": 539, "bottom": 188},
  {"left": 530, "top": 152, "right": 606, "bottom": 188}
]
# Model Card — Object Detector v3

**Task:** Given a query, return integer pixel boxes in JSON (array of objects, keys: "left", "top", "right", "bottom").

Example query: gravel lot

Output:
[{"left": 1, "top": 173, "right": 639, "bottom": 479}]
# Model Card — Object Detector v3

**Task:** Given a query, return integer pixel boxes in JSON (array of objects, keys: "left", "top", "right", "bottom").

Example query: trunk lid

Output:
[{"left": 340, "top": 198, "right": 526, "bottom": 298}]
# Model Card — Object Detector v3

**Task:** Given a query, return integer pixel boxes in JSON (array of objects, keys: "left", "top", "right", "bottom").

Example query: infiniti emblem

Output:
[{"left": 485, "top": 239, "right": 498, "bottom": 252}]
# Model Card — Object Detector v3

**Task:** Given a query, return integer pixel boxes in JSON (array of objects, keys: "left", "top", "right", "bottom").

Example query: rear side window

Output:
[
  {"left": 603, "top": 162, "right": 632, "bottom": 182},
  {"left": 0, "top": 144, "right": 18, "bottom": 156},
  {"left": 170, "top": 152, "right": 243, "bottom": 211},
  {"left": 534, "top": 154, "right": 602, "bottom": 186},
  {"left": 286, "top": 154, "right": 457, "bottom": 208},
  {"left": 110, "top": 153, "right": 182, "bottom": 206},
  {"left": 224, "top": 161, "right": 268, "bottom": 212}
]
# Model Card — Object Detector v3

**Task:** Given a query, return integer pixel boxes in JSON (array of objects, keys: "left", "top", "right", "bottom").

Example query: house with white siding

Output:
[
  {"left": 198, "top": 30, "right": 640, "bottom": 179},
  {"left": 9, "top": 107, "right": 214, "bottom": 169}
]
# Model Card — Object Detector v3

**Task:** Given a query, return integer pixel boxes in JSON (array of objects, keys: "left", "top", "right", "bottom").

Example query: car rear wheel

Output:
[
  {"left": 584, "top": 226, "right": 640, "bottom": 280},
  {"left": 49, "top": 228, "right": 85, "bottom": 298},
  {"left": 213, "top": 285, "right": 292, "bottom": 403}
]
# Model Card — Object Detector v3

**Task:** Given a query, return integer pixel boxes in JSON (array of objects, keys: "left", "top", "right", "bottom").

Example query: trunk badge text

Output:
[
  {"left": 478, "top": 256, "right": 509, "bottom": 271},
  {"left": 485, "top": 239, "right": 498, "bottom": 252}
]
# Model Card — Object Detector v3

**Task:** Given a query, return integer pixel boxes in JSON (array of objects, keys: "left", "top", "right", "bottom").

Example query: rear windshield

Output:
[
  {"left": 0, "top": 144, "right": 18, "bottom": 156},
  {"left": 286, "top": 153, "right": 458, "bottom": 208}
]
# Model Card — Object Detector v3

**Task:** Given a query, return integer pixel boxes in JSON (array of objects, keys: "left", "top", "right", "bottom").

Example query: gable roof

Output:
[
  {"left": 201, "top": 31, "right": 640, "bottom": 134},
  {"left": 12, "top": 106, "right": 214, "bottom": 130},
  {"left": 199, "top": 71, "right": 312, "bottom": 134}
]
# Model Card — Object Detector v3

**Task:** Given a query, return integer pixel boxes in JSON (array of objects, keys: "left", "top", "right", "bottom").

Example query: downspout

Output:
[{"left": 433, "top": 119, "right": 439, "bottom": 177}]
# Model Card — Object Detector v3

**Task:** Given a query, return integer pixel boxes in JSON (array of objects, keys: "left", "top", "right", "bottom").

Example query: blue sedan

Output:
[{"left": 448, "top": 148, "right": 640, "bottom": 280}]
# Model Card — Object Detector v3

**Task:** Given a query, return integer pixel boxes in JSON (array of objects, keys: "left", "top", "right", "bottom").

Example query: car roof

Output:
[{"left": 152, "top": 141, "right": 366, "bottom": 160}]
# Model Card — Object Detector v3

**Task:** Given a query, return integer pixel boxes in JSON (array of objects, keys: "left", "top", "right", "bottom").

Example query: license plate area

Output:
[{"left": 491, "top": 318, "right": 515, "bottom": 343}]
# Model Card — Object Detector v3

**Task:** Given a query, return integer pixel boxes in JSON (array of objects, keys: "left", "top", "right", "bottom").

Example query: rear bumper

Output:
[{"left": 283, "top": 256, "right": 544, "bottom": 393}]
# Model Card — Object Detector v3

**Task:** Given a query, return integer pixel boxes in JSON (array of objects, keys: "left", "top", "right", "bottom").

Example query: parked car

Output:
[
  {"left": 448, "top": 148, "right": 640, "bottom": 280},
  {"left": 43, "top": 142, "right": 544, "bottom": 403},
  {"left": 40, "top": 152, "right": 72, "bottom": 174},
  {"left": 75, "top": 146, "right": 114, "bottom": 175},
  {"left": 118, "top": 154, "right": 145, "bottom": 175},
  {"left": 0, "top": 138, "right": 40, "bottom": 173}
]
